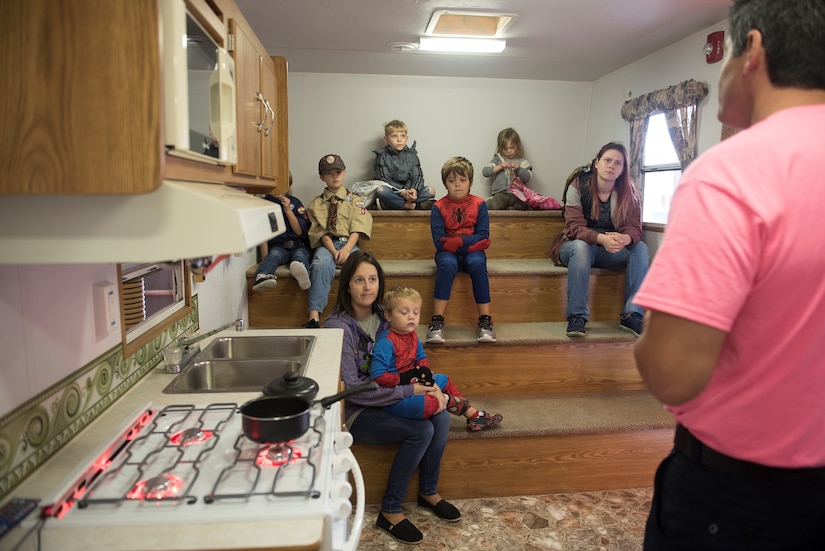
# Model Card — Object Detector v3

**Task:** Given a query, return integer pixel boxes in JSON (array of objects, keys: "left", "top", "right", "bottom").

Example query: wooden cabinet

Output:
[
  {"left": 0, "top": 0, "right": 288, "bottom": 195},
  {"left": 231, "top": 20, "right": 279, "bottom": 184},
  {"left": 0, "top": 0, "right": 163, "bottom": 194}
]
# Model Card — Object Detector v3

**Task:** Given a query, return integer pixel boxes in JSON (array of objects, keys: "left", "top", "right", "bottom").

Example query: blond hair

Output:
[
  {"left": 383, "top": 119, "right": 408, "bottom": 136},
  {"left": 383, "top": 285, "right": 421, "bottom": 312}
]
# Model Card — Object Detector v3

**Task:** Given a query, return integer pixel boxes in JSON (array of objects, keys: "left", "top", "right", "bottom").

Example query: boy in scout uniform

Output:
[{"left": 303, "top": 154, "right": 373, "bottom": 328}]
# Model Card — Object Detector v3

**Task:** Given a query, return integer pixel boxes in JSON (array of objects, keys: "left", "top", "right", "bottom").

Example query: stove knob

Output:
[
  {"left": 331, "top": 498, "right": 352, "bottom": 521},
  {"left": 330, "top": 479, "right": 352, "bottom": 499},
  {"left": 334, "top": 431, "right": 353, "bottom": 451},
  {"left": 332, "top": 454, "right": 353, "bottom": 475}
]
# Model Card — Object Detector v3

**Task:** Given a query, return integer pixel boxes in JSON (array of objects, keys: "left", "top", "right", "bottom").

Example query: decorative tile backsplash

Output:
[{"left": 0, "top": 298, "right": 199, "bottom": 500}]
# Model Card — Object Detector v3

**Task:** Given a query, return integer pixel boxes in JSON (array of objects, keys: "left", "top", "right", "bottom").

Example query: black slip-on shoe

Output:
[
  {"left": 375, "top": 512, "right": 423, "bottom": 545},
  {"left": 417, "top": 495, "right": 462, "bottom": 522}
]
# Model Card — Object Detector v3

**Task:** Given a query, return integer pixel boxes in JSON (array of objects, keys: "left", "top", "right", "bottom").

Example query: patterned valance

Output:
[{"left": 621, "top": 79, "right": 709, "bottom": 121}]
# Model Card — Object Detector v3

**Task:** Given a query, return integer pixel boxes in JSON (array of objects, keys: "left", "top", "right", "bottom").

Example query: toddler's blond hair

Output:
[{"left": 383, "top": 285, "right": 421, "bottom": 312}]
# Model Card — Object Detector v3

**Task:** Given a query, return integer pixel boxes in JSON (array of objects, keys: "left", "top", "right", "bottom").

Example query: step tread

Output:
[
  {"left": 368, "top": 209, "right": 563, "bottom": 219},
  {"left": 439, "top": 391, "right": 672, "bottom": 441},
  {"left": 250, "top": 258, "right": 621, "bottom": 279},
  {"left": 416, "top": 320, "right": 637, "bottom": 346}
]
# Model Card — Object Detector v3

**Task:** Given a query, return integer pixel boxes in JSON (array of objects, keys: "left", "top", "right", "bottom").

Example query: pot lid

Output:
[{"left": 262, "top": 372, "right": 319, "bottom": 400}]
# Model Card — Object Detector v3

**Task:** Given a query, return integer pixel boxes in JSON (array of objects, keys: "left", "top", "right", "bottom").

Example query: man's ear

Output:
[{"left": 742, "top": 29, "right": 766, "bottom": 75}]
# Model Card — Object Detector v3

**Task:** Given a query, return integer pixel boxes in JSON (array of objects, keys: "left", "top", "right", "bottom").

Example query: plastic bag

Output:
[
  {"left": 348, "top": 180, "right": 398, "bottom": 208},
  {"left": 508, "top": 175, "right": 562, "bottom": 210}
]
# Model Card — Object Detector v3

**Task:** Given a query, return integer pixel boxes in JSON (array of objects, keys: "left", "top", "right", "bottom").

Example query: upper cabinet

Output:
[
  {"left": 0, "top": 1, "right": 163, "bottom": 194},
  {"left": 0, "top": 0, "right": 288, "bottom": 196}
]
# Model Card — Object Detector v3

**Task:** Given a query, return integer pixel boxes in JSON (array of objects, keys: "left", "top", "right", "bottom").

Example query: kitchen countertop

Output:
[{"left": 2, "top": 327, "right": 344, "bottom": 551}]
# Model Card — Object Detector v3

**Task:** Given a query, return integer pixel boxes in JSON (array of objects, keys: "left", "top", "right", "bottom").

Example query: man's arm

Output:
[{"left": 634, "top": 310, "right": 727, "bottom": 406}]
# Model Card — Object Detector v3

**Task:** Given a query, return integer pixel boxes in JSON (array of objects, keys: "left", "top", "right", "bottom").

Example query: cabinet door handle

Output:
[
  {"left": 263, "top": 99, "right": 275, "bottom": 137},
  {"left": 256, "top": 92, "right": 269, "bottom": 133}
]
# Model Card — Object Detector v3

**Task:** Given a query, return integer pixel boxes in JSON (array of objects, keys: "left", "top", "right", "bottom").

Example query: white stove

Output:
[{"left": 17, "top": 401, "right": 364, "bottom": 551}]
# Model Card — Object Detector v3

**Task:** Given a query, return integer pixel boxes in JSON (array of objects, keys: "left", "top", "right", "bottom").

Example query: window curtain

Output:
[{"left": 621, "top": 79, "right": 709, "bottom": 180}]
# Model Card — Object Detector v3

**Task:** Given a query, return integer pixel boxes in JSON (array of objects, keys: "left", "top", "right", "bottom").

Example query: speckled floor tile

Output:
[{"left": 356, "top": 487, "right": 652, "bottom": 550}]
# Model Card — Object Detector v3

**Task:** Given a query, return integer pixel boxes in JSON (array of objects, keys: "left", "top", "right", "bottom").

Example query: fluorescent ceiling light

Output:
[{"left": 418, "top": 36, "right": 506, "bottom": 53}]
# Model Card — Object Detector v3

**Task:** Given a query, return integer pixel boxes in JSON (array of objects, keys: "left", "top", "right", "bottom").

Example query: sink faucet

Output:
[{"left": 178, "top": 318, "right": 245, "bottom": 348}]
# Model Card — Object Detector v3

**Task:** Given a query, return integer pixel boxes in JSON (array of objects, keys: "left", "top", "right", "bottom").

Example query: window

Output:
[
  {"left": 119, "top": 261, "right": 192, "bottom": 357},
  {"left": 641, "top": 113, "right": 682, "bottom": 225}
]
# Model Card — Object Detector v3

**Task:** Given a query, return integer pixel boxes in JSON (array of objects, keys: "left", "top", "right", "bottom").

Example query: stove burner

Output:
[
  {"left": 127, "top": 474, "right": 185, "bottom": 500},
  {"left": 169, "top": 427, "right": 213, "bottom": 446},
  {"left": 256, "top": 443, "right": 302, "bottom": 467}
]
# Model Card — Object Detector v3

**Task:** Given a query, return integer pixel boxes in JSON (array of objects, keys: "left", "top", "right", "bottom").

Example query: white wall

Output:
[
  {"left": 0, "top": 252, "right": 255, "bottom": 417},
  {"left": 286, "top": 74, "right": 593, "bottom": 204},
  {"left": 586, "top": 20, "right": 728, "bottom": 160},
  {"left": 585, "top": 20, "right": 728, "bottom": 256}
]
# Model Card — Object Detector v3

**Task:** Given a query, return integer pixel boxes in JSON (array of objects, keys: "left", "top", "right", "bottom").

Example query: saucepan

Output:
[{"left": 240, "top": 381, "right": 377, "bottom": 443}]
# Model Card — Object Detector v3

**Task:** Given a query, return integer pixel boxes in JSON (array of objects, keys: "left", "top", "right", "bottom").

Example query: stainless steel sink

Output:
[
  {"left": 162, "top": 335, "right": 316, "bottom": 394},
  {"left": 163, "top": 359, "right": 305, "bottom": 394},
  {"left": 198, "top": 335, "right": 315, "bottom": 360}
]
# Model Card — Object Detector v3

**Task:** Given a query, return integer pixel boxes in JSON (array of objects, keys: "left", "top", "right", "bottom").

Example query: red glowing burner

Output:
[
  {"left": 127, "top": 474, "right": 185, "bottom": 500},
  {"left": 256, "top": 443, "right": 302, "bottom": 467},
  {"left": 169, "top": 427, "right": 213, "bottom": 446}
]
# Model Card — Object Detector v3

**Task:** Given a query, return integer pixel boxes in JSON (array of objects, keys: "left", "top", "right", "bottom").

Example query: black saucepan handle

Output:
[{"left": 317, "top": 381, "right": 378, "bottom": 409}]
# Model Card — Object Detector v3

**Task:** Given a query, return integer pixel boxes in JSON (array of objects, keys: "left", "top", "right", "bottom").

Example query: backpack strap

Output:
[{"left": 561, "top": 164, "right": 592, "bottom": 216}]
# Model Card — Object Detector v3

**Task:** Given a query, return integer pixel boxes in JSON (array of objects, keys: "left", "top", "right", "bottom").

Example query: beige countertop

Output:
[{"left": 3, "top": 327, "right": 344, "bottom": 551}]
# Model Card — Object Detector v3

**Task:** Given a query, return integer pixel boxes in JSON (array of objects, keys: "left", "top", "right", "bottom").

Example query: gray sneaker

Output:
[
  {"left": 426, "top": 315, "right": 445, "bottom": 344},
  {"left": 252, "top": 274, "right": 277, "bottom": 291},
  {"left": 477, "top": 315, "right": 496, "bottom": 343}
]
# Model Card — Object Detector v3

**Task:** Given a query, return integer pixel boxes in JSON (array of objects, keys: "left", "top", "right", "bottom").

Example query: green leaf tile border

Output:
[{"left": 0, "top": 297, "right": 199, "bottom": 500}]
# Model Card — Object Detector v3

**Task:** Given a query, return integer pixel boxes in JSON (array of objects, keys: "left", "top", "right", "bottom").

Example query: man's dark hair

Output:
[{"left": 729, "top": 0, "right": 825, "bottom": 90}]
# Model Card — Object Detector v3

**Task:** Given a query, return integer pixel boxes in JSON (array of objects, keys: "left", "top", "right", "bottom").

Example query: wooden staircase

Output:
[{"left": 247, "top": 209, "right": 673, "bottom": 503}]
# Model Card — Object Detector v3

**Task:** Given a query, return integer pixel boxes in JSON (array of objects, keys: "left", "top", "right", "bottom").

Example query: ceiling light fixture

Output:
[{"left": 418, "top": 36, "right": 506, "bottom": 53}]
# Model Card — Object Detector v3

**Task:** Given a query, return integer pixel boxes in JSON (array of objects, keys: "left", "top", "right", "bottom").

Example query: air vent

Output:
[{"left": 387, "top": 42, "right": 418, "bottom": 52}]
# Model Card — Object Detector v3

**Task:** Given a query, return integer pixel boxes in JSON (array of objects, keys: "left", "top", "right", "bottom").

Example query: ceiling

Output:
[{"left": 233, "top": 0, "right": 731, "bottom": 82}]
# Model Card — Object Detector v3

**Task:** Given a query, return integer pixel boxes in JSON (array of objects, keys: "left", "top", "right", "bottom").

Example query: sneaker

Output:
[
  {"left": 566, "top": 315, "right": 587, "bottom": 338},
  {"left": 416, "top": 199, "right": 435, "bottom": 210},
  {"left": 289, "top": 261, "right": 311, "bottom": 290},
  {"left": 252, "top": 274, "right": 277, "bottom": 291},
  {"left": 477, "top": 315, "right": 496, "bottom": 343},
  {"left": 619, "top": 312, "right": 644, "bottom": 337},
  {"left": 466, "top": 411, "right": 503, "bottom": 432},
  {"left": 426, "top": 315, "right": 445, "bottom": 344},
  {"left": 302, "top": 319, "right": 320, "bottom": 329}
]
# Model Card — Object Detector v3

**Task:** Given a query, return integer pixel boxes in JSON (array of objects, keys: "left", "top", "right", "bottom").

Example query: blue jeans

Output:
[
  {"left": 434, "top": 250, "right": 491, "bottom": 304},
  {"left": 382, "top": 374, "right": 450, "bottom": 419},
  {"left": 644, "top": 450, "right": 825, "bottom": 550},
  {"left": 307, "top": 239, "right": 359, "bottom": 314},
  {"left": 257, "top": 245, "right": 310, "bottom": 276},
  {"left": 348, "top": 407, "right": 450, "bottom": 514},
  {"left": 375, "top": 185, "right": 434, "bottom": 210},
  {"left": 559, "top": 238, "right": 649, "bottom": 320}
]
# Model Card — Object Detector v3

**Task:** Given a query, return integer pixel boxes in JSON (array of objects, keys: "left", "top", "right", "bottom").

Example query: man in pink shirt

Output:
[{"left": 633, "top": 0, "right": 825, "bottom": 549}]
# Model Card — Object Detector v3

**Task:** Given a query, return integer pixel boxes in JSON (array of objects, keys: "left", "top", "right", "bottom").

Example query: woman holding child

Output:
[{"left": 324, "top": 250, "right": 460, "bottom": 545}]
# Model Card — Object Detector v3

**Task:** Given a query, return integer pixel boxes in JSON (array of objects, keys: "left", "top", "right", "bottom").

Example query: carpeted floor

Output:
[{"left": 356, "top": 486, "right": 653, "bottom": 550}]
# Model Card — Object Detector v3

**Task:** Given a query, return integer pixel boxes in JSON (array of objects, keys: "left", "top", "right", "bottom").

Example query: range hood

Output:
[{"left": 0, "top": 180, "right": 285, "bottom": 264}]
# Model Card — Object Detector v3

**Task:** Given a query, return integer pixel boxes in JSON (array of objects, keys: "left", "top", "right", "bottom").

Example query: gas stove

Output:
[{"left": 19, "top": 401, "right": 364, "bottom": 551}]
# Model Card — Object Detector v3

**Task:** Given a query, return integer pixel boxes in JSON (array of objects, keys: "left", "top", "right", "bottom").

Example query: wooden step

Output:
[
  {"left": 352, "top": 391, "right": 673, "bottom": 503},
  {"left": 418, "top": 322, "right": 643, "bottom": 397},
  {"left": 361, "top": 210, "right": 563, "bottom": 260},
  {"left": 248, "top": 260, "right": 626, "bottom": 327}
]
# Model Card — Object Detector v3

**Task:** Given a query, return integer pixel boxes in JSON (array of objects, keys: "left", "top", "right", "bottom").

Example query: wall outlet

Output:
[{"left": 94, "top": 281, "right": 119, "bottom": 337}]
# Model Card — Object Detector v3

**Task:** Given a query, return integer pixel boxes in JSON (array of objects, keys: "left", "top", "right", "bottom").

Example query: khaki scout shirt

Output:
[{"left": 306, "top": 187, "right": 373, "bottom": 249}]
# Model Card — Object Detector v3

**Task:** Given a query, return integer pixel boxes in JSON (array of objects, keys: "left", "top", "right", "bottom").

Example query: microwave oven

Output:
[{"left": 161, "top": 0, "right": 237, "bottom": 165}]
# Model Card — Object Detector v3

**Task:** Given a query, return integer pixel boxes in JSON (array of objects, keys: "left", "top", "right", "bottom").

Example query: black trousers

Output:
[{"left": 644, "top": 448, "right": 825, "bottom": 550}]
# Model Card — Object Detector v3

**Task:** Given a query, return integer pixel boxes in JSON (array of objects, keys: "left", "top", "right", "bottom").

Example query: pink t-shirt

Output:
[{"left": 634, "top": 104, "right": 825, "bottom": 468}]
